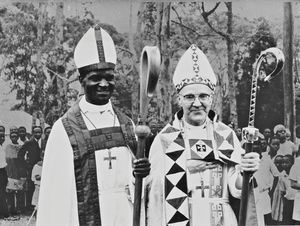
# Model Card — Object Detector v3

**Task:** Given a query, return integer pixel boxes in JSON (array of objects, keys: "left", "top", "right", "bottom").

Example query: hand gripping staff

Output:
[
  {"left": 133, "top": 46, "right": 161, "bottom": 226},
  {"left": 238, "top": 47, "right": 285, "bottom": 226}
]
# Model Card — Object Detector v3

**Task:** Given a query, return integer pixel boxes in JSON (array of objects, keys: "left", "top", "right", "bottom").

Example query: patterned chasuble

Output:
[
  {"left": 159, "top": 119, "right": 242, "bottom": 226},
  {"left": 61, "top": 102, "right": 137, "bottom": 226}
]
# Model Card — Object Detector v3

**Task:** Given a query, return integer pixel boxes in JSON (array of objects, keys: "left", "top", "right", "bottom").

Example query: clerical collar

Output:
[
  {"left": 79, "top": 95, "right": 114, "bottom": 115},
  {"left": 183, "top": 119, "right": 207, "bottom": 130}
]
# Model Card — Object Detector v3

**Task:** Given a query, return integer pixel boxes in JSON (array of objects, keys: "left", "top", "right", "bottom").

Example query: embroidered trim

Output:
[{"left": 175, "top": 76, "right": 216, "bottom": 92}]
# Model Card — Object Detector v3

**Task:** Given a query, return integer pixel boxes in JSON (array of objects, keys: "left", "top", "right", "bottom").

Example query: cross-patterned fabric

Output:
[{"left": 157, "top": 113, "right": 243, "bottom": 226}]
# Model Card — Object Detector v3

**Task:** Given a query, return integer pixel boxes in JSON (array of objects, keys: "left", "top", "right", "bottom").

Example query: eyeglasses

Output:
[{"left": 180, "top": 93, "right": 211, "bottom": 102}]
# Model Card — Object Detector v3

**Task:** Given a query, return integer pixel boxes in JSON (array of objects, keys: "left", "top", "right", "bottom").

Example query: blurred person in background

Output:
[
  {"left": 41, "top": 126, "right": 51, "bottom": 152},
  {"left": 5, "top": 129, "right": 23, "bottom": 215},
  {"left": 18, "top": 126, "right": 28, "bottom": 145},
  {"left": 274, "top": 124, "right": 297, "bottom": 157},
  {"left": 31, "top": 151, "right": 43, "bottom": 210},
  {"left": 0, "top": 126, "right": 8, "bottom": 219},
  {"left": 282, "top": 154, "right": 296, "bottom": 225},
  {"left": 18, "top": 126, "right": 42, "bottom": 211},
  {"left": 289, "top": 156, "right": 300, "bottom": 225},
  {"left": 254, "top": 138, "right": 279, "bottom": 225},
  {"left": 271, "top": 155, "right": 286, "bottom": 224},
  {"left": 263, "top": 128, "right": 272, "bottom": 144}
]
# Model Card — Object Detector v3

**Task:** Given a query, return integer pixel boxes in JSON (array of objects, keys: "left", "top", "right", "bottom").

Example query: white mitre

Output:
[
  {"left": 74, "top": 25, "right": 117, "bottom": 75},
  {"left": 173, "top": 44, "right": 217, "bottom": 92}
]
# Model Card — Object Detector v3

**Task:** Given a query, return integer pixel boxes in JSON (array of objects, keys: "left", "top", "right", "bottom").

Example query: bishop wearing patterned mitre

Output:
[{"left": 144, "top": 44, "right": 260, "bottom": 226}]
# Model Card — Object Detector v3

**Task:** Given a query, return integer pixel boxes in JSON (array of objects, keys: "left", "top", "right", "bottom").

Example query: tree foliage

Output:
[{"left": 0, "top": 2, "right": 297, "bottom": 131}]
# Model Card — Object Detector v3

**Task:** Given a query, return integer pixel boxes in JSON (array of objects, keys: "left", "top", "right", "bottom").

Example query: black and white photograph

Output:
[{"left": 0, "top": 1, "right": 299, "bottom": 225}]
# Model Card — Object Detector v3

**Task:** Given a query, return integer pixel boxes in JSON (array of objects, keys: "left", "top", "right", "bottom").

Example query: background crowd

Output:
[
  {"left": 232, "top": 124, "right": 300, "bottom": 225},
  {"left": 0, "top": 125, "right": 51, "bottom": 221}
]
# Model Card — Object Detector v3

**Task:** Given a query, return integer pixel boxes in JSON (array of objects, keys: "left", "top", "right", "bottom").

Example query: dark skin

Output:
[
  {"left": 276, "top": 129, "right": 286, "bottom": 143},
  {"left": 263, "top": 128, "right": 271, "bottom": 141},
  {"left": 80, "top": 69, "right": 150, "bottom": 178},
  {"left": 269, "top": 138, "right": 280, "bottom": 159},
  {"left": 0, "top": 132, "right": 5, "bottom": 146},
  {"left": 282, "top": 155, "right": 293, "bottom": 174},
  {"left": 10, "top": 133, "right": 19, "bottom": 144},
  {"left": 44, "top": 127, "right": 51, "bottom": 140},
  {"left": 80, "top": 69, "right": 115, "bottom": 106},
  {"left": 32, "top": 127, "right": 42, "bottom": 141},
  {"left": 18, "top": 127, "right": 27, "bottom": 141},
  {"left": 274, "top": 156, "right": 284, "bottom": 172}
]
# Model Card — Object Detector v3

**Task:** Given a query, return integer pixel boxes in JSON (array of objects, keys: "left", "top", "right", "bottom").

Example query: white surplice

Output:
[
  {"left": 36, "top": 96, "right": 142, "bottom": 226},
  {"left": 289, "top": 157, "right": 300, "bottom": 221}
]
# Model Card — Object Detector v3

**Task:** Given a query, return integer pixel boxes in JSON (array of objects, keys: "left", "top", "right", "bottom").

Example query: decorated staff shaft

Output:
[
  {"left": 239, "top": 47, "right": 285, "bottom": 226},
  {"left": 133, "top": 46, "right": 161, "bottom": 226}
]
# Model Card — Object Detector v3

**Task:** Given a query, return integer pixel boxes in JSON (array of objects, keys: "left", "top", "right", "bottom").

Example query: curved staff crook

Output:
[
  {"left": 133, "top": 46, "right": 161, "bottom": 226},
  {"left": 238, "top": 47, "right": 285, "bottom": 226}
]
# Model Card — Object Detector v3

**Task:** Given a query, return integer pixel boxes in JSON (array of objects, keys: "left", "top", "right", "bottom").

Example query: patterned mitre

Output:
[
  {"left": 173, "top": 44, "right": 217, "bottom": 92},
  {"left": 74, "top": 25, "right": 117, "bottom": 75}
]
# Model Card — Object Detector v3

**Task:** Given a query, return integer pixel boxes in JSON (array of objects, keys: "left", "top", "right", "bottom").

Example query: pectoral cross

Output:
[
  {"left": 104, "top": 150, "right": 116, "bottom": 169},
  {"left": 196, "top": 180, "right": 210, "bottom": 197}
]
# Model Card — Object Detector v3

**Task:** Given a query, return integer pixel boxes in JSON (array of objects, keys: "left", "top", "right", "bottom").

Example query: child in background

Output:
[
  {"left": 31, "top": 152, "right": 43, "bottom": 209},
  {"left": 282, "top": 154, "right": 295, "bottom": 225},
  {"left": 289, "top": 157, "right": 300, "bottom": 225},
  {"left": 268, "top": 136, "right": 280, "bottom": 160},
  {"left": 254, "top": 138, "right": 279, "bottom": 226},
  {"left": 271, "top": 155, "right": 286, "bottom": 224}
]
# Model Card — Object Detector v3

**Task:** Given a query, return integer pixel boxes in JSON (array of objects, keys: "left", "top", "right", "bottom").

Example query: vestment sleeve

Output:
[
  {"left": 36, "top": 119, "right": 79, "bottom": 226},
  {"left": 144, "top": 133, "right": 166, "bottom": 226},
  {"left": 227, "top": 165, "right": 242, "bottom": 199}
]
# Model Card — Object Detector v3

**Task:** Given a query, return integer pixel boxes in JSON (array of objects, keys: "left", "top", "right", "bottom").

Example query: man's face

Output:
[
  {"left": 33, "top": 128, "right": 42, "bottom": 140},
  {"left": 0, "top": 132, "right": 5, "bottom": 145},
  {"left": 282, "top": 156, "right": 292, "bottom": 171},
  {"left": 276, "top": 129, "right": 286, "bottom": 141},
  {"left": 44, "top": 128, "right": 51, "bottom": 139},
  {"left": 260, "top": 139, "right": 267, "bottom": 152},
  {"left": 18, "top": 128, "right": 26, "bottom": 138},
  {"left": 274, "top": 156, "right": 283, "bottom": 172},
  {"left": 263, "top": 128, "right": 271, "bottom": 139},
  {"left": 10, "top": 133, "right": 19, "bottom": 144},
  {"left": 178, "top": 84, "right": 213, "bottom": 126},
  {"left": 81, "top": 69, "right": 115, "bottom": 105},
  {"left": 269, "top": 138, "right": 280, "bottom": 152}
]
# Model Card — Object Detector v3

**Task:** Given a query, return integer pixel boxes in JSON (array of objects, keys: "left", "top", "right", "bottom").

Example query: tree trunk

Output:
[
  {"left": 55, "top": 2, "right": 66, "bottom": 99},
  {"left": 283, "top": 2, "right": 295, "bottom": 139},
  {"left": 33, "top": 2, "right": 47, "bottom": 129},
  {"left": 225, "top": 2, "right": 237, "bottom": 128},
  {"left": 55, "top": 2, "right": 64, "bottom": 46},
  {"left": 156, "top": 3, "right": 172, "bottom": 123},
  {"left": 129, "top": 2, "right": 143, "bottom": 123}
]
